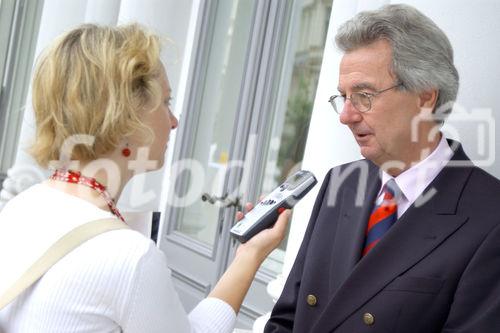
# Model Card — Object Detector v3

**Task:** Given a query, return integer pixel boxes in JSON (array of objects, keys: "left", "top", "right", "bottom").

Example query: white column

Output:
[
  {"left": 117, "top": 0, "right": 193, "bottom": 95},
  {"left": 84, "top": 0, "right": 121, "bottom": 25}
]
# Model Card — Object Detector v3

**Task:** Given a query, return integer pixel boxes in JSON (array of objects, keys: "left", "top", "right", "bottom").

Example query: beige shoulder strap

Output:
[{"left": 0, "top": 218, "right": 128, "bottom": 310}]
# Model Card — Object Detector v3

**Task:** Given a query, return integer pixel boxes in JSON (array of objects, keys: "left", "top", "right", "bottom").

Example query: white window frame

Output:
[{"left": 0, "top": 0, "right": 44, "bottom": 183}]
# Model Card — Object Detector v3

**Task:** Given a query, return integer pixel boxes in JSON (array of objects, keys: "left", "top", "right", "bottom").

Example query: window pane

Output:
[
  {"left": 174, "top": 0, "right": 253, "bottom": 246},
  {"left": 260, "top": 0, "right": 332, "bottom": 273}
]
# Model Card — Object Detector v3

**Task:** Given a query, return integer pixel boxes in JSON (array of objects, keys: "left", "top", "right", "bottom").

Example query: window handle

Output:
[{"left": 201, "top": 193, "right": 240, "bottom": 208}]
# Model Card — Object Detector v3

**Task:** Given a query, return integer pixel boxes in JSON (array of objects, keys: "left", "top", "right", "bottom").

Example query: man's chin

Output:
[
  {"left": 359, "top": 145, "right": 372, "bottom": 158},
  {"left": 359, "top": 146, "right": 381, "bottom": 163}
]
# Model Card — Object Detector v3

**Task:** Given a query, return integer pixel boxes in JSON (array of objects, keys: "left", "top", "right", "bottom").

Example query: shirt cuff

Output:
[{"left": 188, "top": 297, "right": 236, "bottom": 333}]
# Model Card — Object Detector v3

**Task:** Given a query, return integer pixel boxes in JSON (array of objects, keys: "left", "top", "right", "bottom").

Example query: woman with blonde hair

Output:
[{"left": 0, "top": 23, "right": 289, "bottom": 332}]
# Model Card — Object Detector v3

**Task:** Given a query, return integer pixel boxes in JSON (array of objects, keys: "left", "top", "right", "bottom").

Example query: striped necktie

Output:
[{"left": 362, "top": 179, "right": 399, "bottom": 256}]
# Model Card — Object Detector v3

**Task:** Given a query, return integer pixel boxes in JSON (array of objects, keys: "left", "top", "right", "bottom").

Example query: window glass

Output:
[
  {"left": 0, "top": 0, "right": 42, "bottom": 176},
  {"left": 174, "top": 0, "right": 254, "bottom": 246},
  {"left": 260, "top": 0, "right": 332, "bottom": 273}
]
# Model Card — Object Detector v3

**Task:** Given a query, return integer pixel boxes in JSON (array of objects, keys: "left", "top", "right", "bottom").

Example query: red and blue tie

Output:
[{"left": 362, "top": 179, "right": 399, "bottom": 256}]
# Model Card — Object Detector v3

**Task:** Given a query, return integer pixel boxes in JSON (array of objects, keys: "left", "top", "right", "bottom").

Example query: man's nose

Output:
[{"left": 339, "top": 99, "right": 362, "bottom": 125}]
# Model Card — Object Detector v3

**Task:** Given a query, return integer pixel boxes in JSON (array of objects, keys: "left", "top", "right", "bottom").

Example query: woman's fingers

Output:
[
  {"left": 235, "top": 211, "right": 245, "bottom": 221},
  {"left": 245, "top": 202, "right": 254, "bottom": 212},
  {"left": 235, "top": 202, "right": 256, "bottom": 221},
  {"left": 269, "top": 209, "right": 291, "bottom": 243}
]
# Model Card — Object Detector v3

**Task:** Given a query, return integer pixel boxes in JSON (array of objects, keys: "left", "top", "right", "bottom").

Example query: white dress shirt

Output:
[
  {"left": 377, "top": 135, "right": 454, "bottom": 218},
  {"left": 0, "top": 183, "right": 235, "bottom": 333}
]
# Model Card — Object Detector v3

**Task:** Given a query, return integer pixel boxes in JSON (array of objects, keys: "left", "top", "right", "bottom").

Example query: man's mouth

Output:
[{"left": 354, "top": 132, "right": 372, "bottom": 139}]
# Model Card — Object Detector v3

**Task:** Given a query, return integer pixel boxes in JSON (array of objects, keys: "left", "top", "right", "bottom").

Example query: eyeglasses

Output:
[{"left": 328, "top": 83, "right": 402, "bottom": 114}]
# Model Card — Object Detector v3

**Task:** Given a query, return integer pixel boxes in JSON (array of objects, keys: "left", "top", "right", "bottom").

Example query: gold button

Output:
[
  {"left": 363, "top": 313, "right": 375, "bottom": 325},
  {"left": 306, "top": 294, "right": 317, "bottom": 306}
]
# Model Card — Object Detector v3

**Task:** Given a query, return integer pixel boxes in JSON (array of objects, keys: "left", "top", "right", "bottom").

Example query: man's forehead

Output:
[
  {"left": 338, "top": 62, "right": 395, "bottom": 92},
  {"left": 339, "top": 81, "right": 377, "bottom": 91},
  {"left": 338, "top": 42, "right": 393, "bottom": 86},
  {"left": 337, "top": 75, "right": 379, "bottom": 92}
]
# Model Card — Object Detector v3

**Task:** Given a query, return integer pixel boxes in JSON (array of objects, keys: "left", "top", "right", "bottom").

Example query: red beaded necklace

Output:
[{"left": 50, "top": 169, "right": 125, "bottom": 222}]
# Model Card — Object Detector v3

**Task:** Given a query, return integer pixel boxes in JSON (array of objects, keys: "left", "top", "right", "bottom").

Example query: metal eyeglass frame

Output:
[{"left": 328, "top": 83, "right": 402, "bottom": 114}]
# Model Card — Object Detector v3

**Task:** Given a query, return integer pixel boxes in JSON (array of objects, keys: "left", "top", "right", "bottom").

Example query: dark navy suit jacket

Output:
[{"left": 265, "top": 142, "right": 500, "bottom": 332}]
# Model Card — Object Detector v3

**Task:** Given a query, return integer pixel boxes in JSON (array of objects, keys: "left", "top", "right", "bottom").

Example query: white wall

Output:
[{"left": 409, "top": 0, "right": 500, "bottom": 175}]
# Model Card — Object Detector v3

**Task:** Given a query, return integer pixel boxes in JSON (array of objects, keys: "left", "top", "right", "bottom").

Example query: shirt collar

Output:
[{"left": 380, "top": 134, "right": 454, "bottom": 204}]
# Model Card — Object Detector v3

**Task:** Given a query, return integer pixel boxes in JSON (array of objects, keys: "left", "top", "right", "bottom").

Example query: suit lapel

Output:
[
  {"left": 314, "top": 142, "right": 473, "bottom": 332},
  {"left": 328, "top": 164, "right": 380, "bottom": 294}
]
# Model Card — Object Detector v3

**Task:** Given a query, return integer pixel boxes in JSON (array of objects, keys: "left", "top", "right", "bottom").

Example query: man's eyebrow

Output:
[
  {"left": 337, "top": 82, "right": 377, "bottom": 94},
  {"left": 352, "top": 82, "right": 376, "bottom": 91}
]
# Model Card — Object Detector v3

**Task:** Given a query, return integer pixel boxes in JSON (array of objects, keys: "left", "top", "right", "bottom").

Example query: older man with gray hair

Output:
[{"left": 265, "top": 4, "right": 500, "bottom": 332}]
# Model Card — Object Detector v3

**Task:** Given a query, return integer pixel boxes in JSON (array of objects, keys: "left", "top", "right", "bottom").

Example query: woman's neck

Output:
[{"left": 47, "top": 162, "right": 130, "bottom": 212}]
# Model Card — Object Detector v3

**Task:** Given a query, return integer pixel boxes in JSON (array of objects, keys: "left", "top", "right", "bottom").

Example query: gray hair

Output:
[{"left": 336, "top": 4, "right": 459, "bottom": 122}]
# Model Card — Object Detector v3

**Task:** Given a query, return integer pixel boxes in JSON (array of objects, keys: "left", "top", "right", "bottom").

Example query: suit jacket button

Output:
[
  {"left": 363, "top": 313, "right": 375, "bottom": 325},
  {"left": 306, "top": 294, "right": 317, "bottom": 306}
]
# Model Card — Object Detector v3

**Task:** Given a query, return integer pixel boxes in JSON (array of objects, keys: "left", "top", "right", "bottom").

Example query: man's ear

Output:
[{"left": 419, "top": 89, "right": 439, "bottom": 110}]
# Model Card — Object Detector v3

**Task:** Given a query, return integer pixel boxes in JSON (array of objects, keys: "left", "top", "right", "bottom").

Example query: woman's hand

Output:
[
  {"left": 235, "top": 202, "right": 291, "bottom": 263},
  {"left": 208, "top": 201, "right": 291, "bottom": 313}
]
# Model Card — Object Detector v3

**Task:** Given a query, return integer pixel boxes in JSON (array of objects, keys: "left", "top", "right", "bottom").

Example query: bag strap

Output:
[{"left": 0, "top": 218, "right": 128, "bottom": 310}]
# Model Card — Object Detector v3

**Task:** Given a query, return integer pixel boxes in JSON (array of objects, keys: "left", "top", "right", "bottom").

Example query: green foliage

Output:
[{"left": 276, "top": 73, "right": 314, "bottom": 183}]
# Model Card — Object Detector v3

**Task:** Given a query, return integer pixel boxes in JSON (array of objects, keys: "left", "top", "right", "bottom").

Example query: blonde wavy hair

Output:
[{"left": 30, "top": 23, "right": 162, "bottom": 167}]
